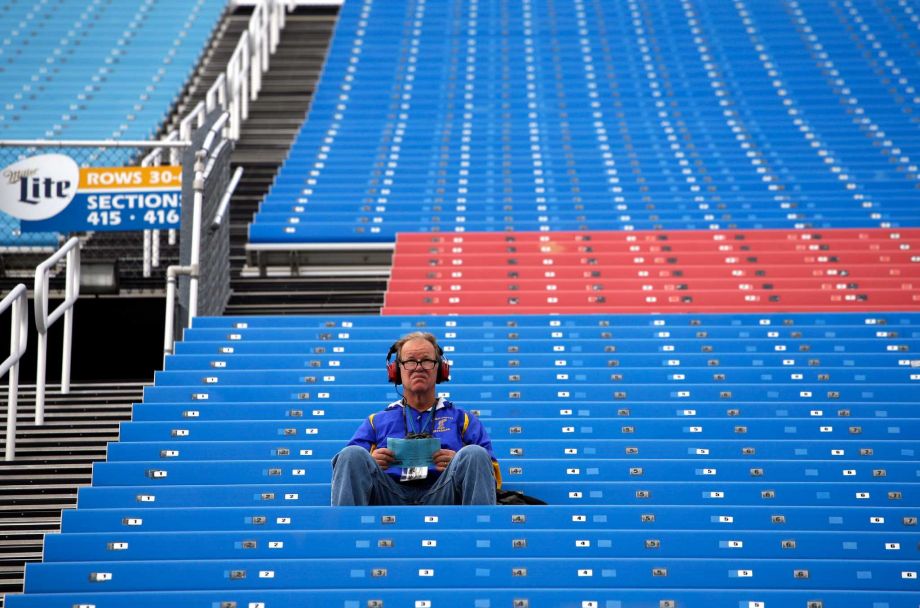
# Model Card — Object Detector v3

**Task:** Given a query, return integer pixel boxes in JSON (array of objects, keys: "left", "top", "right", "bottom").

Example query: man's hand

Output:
[
  {"left": 432, "top": 448, "right": 456, "bottom": 472},
  {"left": 372, "top": 447, "right": 396, "bottom": 470}
]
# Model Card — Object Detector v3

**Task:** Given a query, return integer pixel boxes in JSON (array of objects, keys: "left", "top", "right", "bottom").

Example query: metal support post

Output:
[
  {"left": 34, "top": 237, "right": 81, "bottom": 425},
  {"left": 1, "top": 284, "right": 28, "bottom": 461}
]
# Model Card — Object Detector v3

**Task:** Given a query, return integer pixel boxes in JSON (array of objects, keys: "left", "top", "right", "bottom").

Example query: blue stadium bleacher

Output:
[
  {"left": 9, "top": 312, "right": 920, "bottom": 606},
  {"left": 0, "top": 0, "right": 226, "bottom": 246},
  {"left": 7, "top": 0, "right": 920, "bottom": 606},
  {"left": 249, "top": 0, "right": 920, "bottom": 244}
]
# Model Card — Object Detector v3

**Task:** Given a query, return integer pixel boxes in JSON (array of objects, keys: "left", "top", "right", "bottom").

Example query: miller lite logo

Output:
[{"left": 0, "top": 154, "right": 79, "bottom": 220}]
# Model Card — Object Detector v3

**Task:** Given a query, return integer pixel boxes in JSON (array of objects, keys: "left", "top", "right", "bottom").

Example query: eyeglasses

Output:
[{"left": 399, "top": 358, "right": 438, "bottom": 371}]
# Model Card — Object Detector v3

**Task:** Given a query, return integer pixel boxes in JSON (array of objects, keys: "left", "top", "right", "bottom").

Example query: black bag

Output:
[{"left": 496, "top": 488, "right": 547, "bottom": 505}]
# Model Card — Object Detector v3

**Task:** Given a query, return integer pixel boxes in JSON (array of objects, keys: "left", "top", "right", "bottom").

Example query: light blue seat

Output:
[{"left": 0, "top": 0, "right": 224, "bottom": 247}]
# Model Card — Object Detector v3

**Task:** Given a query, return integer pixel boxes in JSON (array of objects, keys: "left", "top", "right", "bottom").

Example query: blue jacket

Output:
[{"left": 347, "top": 398, "right": 501, "bottom": 487}]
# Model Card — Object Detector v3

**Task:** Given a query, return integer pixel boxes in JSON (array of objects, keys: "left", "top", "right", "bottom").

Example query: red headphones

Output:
[{"left": 386, "top": 341, "right": 450, "bottom": 385}]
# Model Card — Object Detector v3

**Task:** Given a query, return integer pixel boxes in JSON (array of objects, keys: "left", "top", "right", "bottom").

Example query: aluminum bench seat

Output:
[
  {"left": 104, "top": 438, "right": 920, "bottom": 464},
  {"left": 21, "top": 556, "right": 920, "bottom": 593},
  {"left": 250, "top": 220, "right": 920, "bottom": 244},
  {"left": 151, "top": 366, "right": 918, "bottom": 387},
  {"left": 162, "top": 352, "right": 919, "bottom": 371},
  {"left": 74, "top": 481, "right": 917, "bottom": 509},
  {"left": 127, "top": 399, "right": 920, "bottom": 423},
  {"left": 88, "top": 458, "right": 920, "bottom": 487},
  {"left": 116, "top": 417, "right": 919, "bottom": 442},
  {"left": 382, "top": 289, "right": 920, "bottom": 314},
  {"left": 172, "top": 337, "right": 920, "bottom": 355},
  {"left": 187, "top": 311, "right": 920, "bottom": 329},
  {"left": 178, "top": 325, "right": 920, "bottom": 341},
  {"left": 60, "top": 503, "right": 920, "bottom": 534},
  {"left": 8, "top": 588, "right": 915, "bottom": 608},
  {"left": 42, "top": 528, "right": 920, "bottom": 562},
  {"left": 248, "top": 0, "right": 920, "bottom": 244},
  {"left": 381, "top": 304, "right": 920, "bottom": 315},
  {"left": 140, "top": 382, "right": 916, "bottom": 404}
]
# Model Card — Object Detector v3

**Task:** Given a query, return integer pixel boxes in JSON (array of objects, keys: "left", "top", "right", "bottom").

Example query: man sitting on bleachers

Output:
[{"left": 331, "top": 331, "right": 499, "bottom": 505}]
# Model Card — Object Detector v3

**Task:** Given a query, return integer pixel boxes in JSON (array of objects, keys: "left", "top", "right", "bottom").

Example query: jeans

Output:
[{"left": 331, "top": 444, "right": 497, "bottom": 506}]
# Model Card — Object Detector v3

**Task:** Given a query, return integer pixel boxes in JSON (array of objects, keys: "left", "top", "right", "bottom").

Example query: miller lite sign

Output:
[
  {"left": 0, "top": 154, "right": 181, "bottom": 232},
  {"left": 0, "top": 154, "right": 79, "bottom": 221}
]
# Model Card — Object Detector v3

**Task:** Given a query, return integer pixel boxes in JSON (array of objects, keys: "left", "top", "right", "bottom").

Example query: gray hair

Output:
[{"left": 394, "top": 331, "right": 441, "bottom": 360}]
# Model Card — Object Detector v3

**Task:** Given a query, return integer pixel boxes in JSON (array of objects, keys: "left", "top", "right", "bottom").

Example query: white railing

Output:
[
  {"left": 168, "top": 0, "right": 289, "bottom": 147},
  {"left": 34, "top": 236, "right": 81, "bottom": 425},
  {"left": 140, "top": 133, "right": 187, "bottom": 275},
  {"left": 1, "top": 284, "right": 29, "bottom": 462},
  {"left": 211, "top": 166, "right": 245, "bottom": 231},
  {"left": 163, "top": 113, "right": 242, "bottom": 359},
  {"left": 142, "top": 0, "right": 291, "bottom": 275}
]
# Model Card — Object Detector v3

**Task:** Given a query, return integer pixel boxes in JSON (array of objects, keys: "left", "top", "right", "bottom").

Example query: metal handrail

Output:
[
  {"left": 163, "top": 263, "right": 197, "bottom": 359},
  {"left": 1, "top": 284, "right": 29, "bottom": 461},
  {"left": 162, "top": 111, "right": 232, "bottom": 360},
  {"left": 34, "top": 236, "right": 81, "bottom": 425},
  {"left": 210, "top": 166, "right": 244, "bottom": 232},
  {"left": 142, "top": 0, "right": 291, "bottom": 274}
]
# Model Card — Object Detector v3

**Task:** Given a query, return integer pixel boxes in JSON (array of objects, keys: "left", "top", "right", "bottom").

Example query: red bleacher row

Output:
[{"left": 383, "top": 228, "right": 920, "bottom": 314}]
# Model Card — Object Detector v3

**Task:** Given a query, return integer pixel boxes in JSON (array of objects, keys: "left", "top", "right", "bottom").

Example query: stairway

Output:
[
  {"left": 0, "top": 383, "right": 144, "bottom": 605},
  {"left": 222, "top": 8, "right": 389, "bottom": 316},
  {"left": 227, "top": 8, "right": 338, "bottom": 265}
]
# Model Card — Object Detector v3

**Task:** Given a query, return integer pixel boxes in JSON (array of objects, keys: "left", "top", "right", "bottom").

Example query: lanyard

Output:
[{"left": 403, "top": 402, "right": 436, "bottom": 436}]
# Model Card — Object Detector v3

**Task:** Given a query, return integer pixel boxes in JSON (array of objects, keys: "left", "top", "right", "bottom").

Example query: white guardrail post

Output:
[
  {"left": 1, "top": 284, "right": 29, "bottom": 461},
  {"left": 34, "top": 236, "right": 81, "bottom": 426},
  {"left": 163, "top": 264, "right": 196, "bottom": 360},
  {"left": 162, "top": 112, "right": 236, "bottom": 362}
]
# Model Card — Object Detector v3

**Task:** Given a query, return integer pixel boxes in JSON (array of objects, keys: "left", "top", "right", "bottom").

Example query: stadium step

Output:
[
  {"left": 0, "top": 383, "right": 141, "bottom": 600},
  {"left": 228, "top": 10, "right": 338, "bottom": 227},
  {"left": 223, "top": 10, "right": 376, "bottom": 316}
]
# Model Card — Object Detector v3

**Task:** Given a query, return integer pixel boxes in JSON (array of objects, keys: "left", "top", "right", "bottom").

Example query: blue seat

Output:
[
  {"left": 248, "top": 0, "right": 920, "bottom": 244},
  {"left": 21, "top": 556, "right": 920, "bottom": 593},
  {"left": 152, "top": 366, "right": 917, "bottom": 387},
  {"left": 104, "top": 438, "right": 920, "bottom": 464},
  {"left": 41, "top": 528, "right": 919, "bottom": 561},
  {"left": 10, "top": 0, "right": 920, "bottom": 602},
  {"left": 116, "top": 416, "right": 920, "bottom": 443},
  {"left": 88, "top": 458, "right": 920, "bottom": 487},
  {"left": 58, "top": 503, "right": 918, "bottom": 534},
  {"left": 9, "top": 589, "right": 918, "bottom": 608},
  {"left": 178, "top": 325, "right": 920, "bottom": 341},
  {"left": 163, "top": 351, "right": 917, "bottom": 372},
  {"left": 74, "top": 480, "right": 917, "bottom": 509},
  {"left": 126, "top": 399, "right": 920, "bottom": 422},
  {"left": 139, "top": 383, "right": 917, "bottom": 404},
  {"left": 188, "top": 312, "right": 920, "bottom": 329}
]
